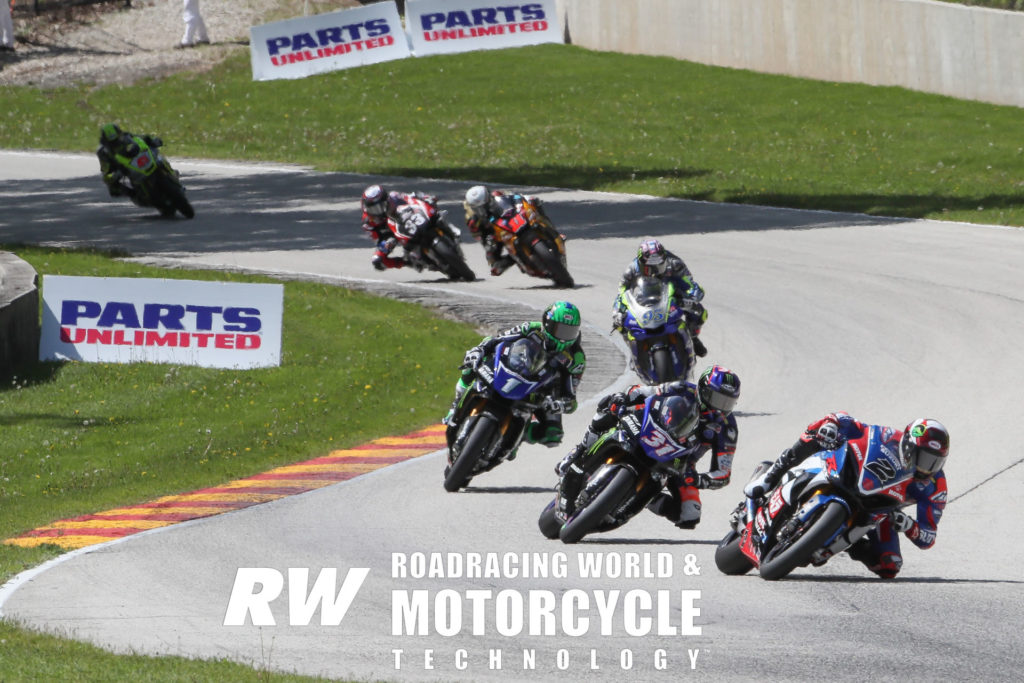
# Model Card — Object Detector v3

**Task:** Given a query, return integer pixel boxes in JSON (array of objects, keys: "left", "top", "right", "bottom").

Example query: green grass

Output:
[
  {"left": 2, "top": 27, "right": 1023, "bottom": 680},
  {"left": 1, "top": 44, "right": 1023, "bottom": 227},
  {"left": 0, "top": 246, "right": 480, "bottom": 680},
  {"left": 0, "top": 619, "right": 331, "bottom": 682}
]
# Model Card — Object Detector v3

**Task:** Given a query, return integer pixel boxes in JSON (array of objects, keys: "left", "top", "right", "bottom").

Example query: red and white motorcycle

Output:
[{"left": 389, "top": 196, "right": 476, "bottom": 281}]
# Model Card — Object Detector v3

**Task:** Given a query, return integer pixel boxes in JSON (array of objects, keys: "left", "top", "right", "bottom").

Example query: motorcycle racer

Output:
[
  {"left": 555, "top": 364, "right": 740, "bottom": 527},
  {"left": 443, "top": 301, "right": 586, "bottom": 447},
  {"left": 463, "top": 185, "right": 548, "bottom": 276},
  {"left": 96, "top": 123, "right": 166, "bottom": 203},
  {"left": 614, "top": 239, "right": 708, "bottom": 357},
  {"left": 360, "top": 184, "right": 461, "bottom": 271},
  {"left": 744, "top": 412, "right": 949, "bottom": 578}
]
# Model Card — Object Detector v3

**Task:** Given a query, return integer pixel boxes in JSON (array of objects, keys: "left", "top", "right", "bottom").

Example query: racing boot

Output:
[
  {"left": 490, "top": 255, "right": 515, "bottom": 277},
  {"left": 676, "top": 498, "right": 702, "bottom": 529},
  {"left": 692, "top": 335, "right": 708, "bottom": 358},
  {"left": 556, "top": 443, "right": 587, "bottom": 518}
]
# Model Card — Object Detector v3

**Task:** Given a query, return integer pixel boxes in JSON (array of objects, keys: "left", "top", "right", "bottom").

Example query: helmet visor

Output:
[
  {"left": 915, "top": 448, "right": 946, "bottom": 477},
  {"left": 366, "top": 201, "right": 387, "bottom": 217},
  {"left": 704, "top": 391, "right": 737, "bottom": 413},
  {"left": 545, "top": 320, "right": 579, "bottom": 345}
]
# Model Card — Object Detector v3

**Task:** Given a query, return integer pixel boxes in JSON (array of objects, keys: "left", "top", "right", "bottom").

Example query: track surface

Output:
[{"left": 2, "top": 151, "right": 1023, "bottom": 682}]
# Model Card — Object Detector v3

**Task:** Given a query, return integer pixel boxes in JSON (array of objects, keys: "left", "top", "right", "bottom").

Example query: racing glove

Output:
[
  {"left": 598, "top": 392, "right": 628, "bottom": 416},
  {"left": 815, "top": 419, "right": 842, "bottom": 451},
  {"left": 889, "top": 510, "right": 915, "bottom": 534},
  {"left": 461, "top": 348, "right": 483, "bottom": 370}
]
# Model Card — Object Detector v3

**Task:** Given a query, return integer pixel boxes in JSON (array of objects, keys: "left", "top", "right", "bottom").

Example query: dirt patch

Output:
[{"left": 0, "top": 0, "right": 358, "bottom": 88}]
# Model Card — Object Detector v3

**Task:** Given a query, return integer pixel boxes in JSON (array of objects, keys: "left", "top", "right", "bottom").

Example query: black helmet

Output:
[{"left": 655, "top": 393, "right": 700, "bottom": 441}]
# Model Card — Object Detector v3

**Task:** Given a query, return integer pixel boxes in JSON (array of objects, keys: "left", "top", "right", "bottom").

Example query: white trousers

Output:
[
  {"left": 181, "top": 0, "right": 209, "bottom": 45},
  {"left": 1, "top": 3, "right": 15, "bottom": 48}
]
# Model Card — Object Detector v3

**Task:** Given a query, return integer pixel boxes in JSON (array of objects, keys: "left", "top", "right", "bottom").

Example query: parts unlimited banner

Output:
[{"left": 39, "top": 275, "right": 283, "bottom": 369}]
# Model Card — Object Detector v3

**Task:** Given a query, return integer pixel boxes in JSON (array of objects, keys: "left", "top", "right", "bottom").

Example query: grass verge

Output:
[
  {"left": 1, "top": 44, "right": 1022, "bottom": 227},
  {"left": 0, "top": 246, "right": 479, "bottom": 680}
]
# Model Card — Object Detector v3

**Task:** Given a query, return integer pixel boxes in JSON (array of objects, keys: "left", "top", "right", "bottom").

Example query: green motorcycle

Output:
[{"left": 109, "top": 136, "right": 195, "bottom": 219}]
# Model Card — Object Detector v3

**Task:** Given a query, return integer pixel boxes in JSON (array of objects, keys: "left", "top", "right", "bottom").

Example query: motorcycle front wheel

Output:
[
  {"left": 758, "top": 500, "right": 847, "bottom": 580},
  {"left": 443, "top": 414, "right": 498, "bottom": 492},
  {"left": 432, "top": 237, "right": 476, "bottom": 282},
  {"left": 156, "top": 173, "right": 195, "bottom": 219},
  {"left": 559, "top": 466, "right": 636, "bottom": 544},
  {"left": 533, "top": 241, "right": 574, "bottom": 288}
]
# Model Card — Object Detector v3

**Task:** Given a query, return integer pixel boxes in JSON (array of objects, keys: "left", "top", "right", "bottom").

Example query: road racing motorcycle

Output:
[
  {"left": 444, "top": 337, "right": 564, "bottom": 492},
  {"left": 715, "top": 426, "right": 915, "bottom": 580},
  {"left": 615, "top": 277, "right": 694, "bottom": 384},
  {"left": 537, "top": 394, "right": 692, "bottom": 543},
  {"left": 109, "top": 135, "right": 194, "bottom": 219},
  {"left": 390, "top": 196, "right": 475, "bottom": 281},
  {"left": 491, "top": 197, "right": 573, "bottom": 288}
]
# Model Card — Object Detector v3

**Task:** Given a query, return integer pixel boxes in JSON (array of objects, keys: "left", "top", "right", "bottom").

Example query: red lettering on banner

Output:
[
  {"left": 87, "top": 329, "right": 112, "bottom": 344},
  {"left": 60, "top": 327, "right": 85, "bottom": 343},
  {"left": 193, "top": 333, "right": 214, "bottom": 348},
  {"left": 236, "top": 335, "right": 262, "bottom": 350},
  {"left": 145, "top": 331, "right": 178, "bottom": 347},
  {"left": 59, "top": 328, "right": 261, "bottom": 350},
  {"left": 422, "top": 21, "right": 547, "bottom": 42}
]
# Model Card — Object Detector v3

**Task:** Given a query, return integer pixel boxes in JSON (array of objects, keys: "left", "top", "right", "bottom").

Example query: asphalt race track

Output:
[{"left": 2, "top": 151, "right": 1023, "bottom": 682}]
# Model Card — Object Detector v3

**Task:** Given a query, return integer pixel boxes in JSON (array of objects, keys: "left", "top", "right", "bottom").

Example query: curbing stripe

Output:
[{"left": 4, "top": 424, "right": 447, "bottom": 550}]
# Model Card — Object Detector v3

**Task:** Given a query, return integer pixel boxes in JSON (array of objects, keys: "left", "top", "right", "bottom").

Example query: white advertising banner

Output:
[
  {"left": 406, "top": 0, "right": 562, "bottom": 56},
  {"left": 40, "top": 276, "right": 284, "bottom": 369},
  {"left": 250, "top": 2, "right": 410, "bottom": 81}
]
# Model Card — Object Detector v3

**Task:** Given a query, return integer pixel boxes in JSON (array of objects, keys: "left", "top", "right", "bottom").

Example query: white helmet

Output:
[{"left": 465, "top": 185, "right": 491, "bottom": 211}]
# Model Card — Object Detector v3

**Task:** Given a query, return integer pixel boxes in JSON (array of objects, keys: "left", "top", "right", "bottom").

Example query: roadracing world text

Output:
[{"left": 390, "top": 551, "right": 704, "bottom": 674}]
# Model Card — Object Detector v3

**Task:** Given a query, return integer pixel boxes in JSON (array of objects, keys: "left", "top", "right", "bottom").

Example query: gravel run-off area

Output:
[{"left": 1, "top": 0, "right": 359, "bottom": 88}]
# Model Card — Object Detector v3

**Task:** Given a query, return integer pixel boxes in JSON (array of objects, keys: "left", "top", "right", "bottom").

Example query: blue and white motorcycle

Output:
[
  {"left": 715, "top": 426, "right": 915, "bottom": 580},
  {"left": 444, "top": 337, "right": 563, "bottom": 492},
  {"left": 614, "top": 277, "right": 695, "bottom": 384}
]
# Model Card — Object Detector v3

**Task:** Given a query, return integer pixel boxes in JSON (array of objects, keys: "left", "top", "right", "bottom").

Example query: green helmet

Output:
[
  {"left": 542, "top": 301, "right": 581, "bottom": 351},
  {"left": 100, "top": 123, "right": 122, "bottom": 145}
]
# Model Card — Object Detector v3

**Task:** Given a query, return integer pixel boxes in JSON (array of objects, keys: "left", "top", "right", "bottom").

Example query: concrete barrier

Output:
[
  {"left": 0, "top": 253, "right": 40, "bottom": 376},
  {"left": 556, "top": 0, "right": 1024, "bottom": 108}
]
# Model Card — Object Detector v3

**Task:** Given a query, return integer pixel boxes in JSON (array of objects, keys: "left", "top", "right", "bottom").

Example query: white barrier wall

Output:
[{"left": 555, "top": 0, "right": 1024, "bottom": 108}]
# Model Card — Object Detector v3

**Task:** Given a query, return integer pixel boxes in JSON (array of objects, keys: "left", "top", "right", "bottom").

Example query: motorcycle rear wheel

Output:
[
  {"left": 537, "top": 500, "right": 562, "bottom": 539},
  {"left": 758, "top": 500, "right": 847, "bottom": 580},
  {"left": 559, "top": 466, "right": 635, "bottom": 544},
  {"left": 443, "top": 414, "right": 497, "bottom": 492},
  {"left": 714, "top": 529, "right": 755, "bottom": 575},
  {"left": 533, "top": 241, "right": 574, "bottom": 288}
]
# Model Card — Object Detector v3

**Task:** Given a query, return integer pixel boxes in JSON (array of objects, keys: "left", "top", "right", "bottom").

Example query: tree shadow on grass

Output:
[
  {"left": 721, "top": 191, "right": 1024, "bottom": 221},
  {"left": 377, "top": 165, "right": 713, "bottom": 192}
]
